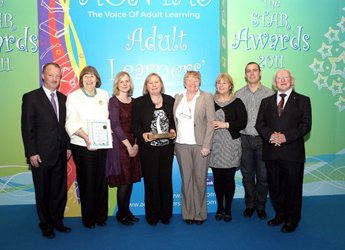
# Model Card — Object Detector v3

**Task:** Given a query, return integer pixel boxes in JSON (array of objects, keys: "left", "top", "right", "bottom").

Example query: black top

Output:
[
  {"left": 214, "top": 98, "right": 247, "bottom": 140},
  {"left": 132, "top": 94, "right": 175, "bottom": 147}
]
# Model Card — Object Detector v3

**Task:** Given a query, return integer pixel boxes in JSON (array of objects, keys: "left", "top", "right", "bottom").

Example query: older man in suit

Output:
[
  {"left": 255, "top": 69, "right": 312, "bottom": 233},
  {"left": 21, "top": 62, "right": 71, "bottom": 239}
]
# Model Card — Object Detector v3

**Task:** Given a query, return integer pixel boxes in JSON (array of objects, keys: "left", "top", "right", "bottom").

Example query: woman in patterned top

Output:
[
  {"left": 132, "top": 73, "right": 176, "bottom": 226},
  {"left": 210, "top": 73, "right": 247, "bottom": 222}
]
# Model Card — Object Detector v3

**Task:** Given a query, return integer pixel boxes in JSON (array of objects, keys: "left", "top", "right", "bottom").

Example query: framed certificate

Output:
[{"left": 87, "top": 119, "right": 113, "bottom": 149}]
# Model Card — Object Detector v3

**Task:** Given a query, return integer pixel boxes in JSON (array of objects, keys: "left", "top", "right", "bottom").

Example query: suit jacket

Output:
[
  {"left": 132, "top": 94, "right": 175, "bottom": 147},
  {"left": 173, "top": 90, "right": 215, "bottom": 150},
  {"left": 255, "top": 90, "right": 311, "bottom": 163},
  {"left": 21, "top": 87, "right": 70, "bottom": 167}
]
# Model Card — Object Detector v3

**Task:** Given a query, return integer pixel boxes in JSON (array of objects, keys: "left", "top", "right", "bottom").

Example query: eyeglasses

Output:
[
  {"left": 179, "top": 107, "right": 191, "bottom": 119},
  {"left": 276, "top": 76, "right": 290, "bottom": 81},
  {"left": 179, "top": 100, "right": 192, "bottom": 119}
]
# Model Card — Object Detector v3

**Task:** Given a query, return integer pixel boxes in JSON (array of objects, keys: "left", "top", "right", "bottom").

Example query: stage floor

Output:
[{"left": 1, "top": 195, "right": 344, "bottom": 250}]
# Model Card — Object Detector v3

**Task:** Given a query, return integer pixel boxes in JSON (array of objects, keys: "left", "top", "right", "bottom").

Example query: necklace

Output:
[
  {"left": 81, "top": 87, "right": 97, "bottom": 97},
  {"left": 151, "top": 95, "right": 162, "bottom": 105},
  {"left": 117, "top": 95, "right": 131, "bottom": 103},
  {"left": 217, "top": 96, "right": 231, "bottom": 103}
]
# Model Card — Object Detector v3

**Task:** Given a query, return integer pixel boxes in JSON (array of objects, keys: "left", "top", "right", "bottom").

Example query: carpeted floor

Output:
[{"left": 1, "top": 195, "right": 344, "bottom": 250}]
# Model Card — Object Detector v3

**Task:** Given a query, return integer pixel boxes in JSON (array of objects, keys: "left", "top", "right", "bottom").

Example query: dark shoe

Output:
[
  {"left": 55, "top": 224, "right": 71, "bottom": 233},
  {"left": 215, "top": 213, "right": 223, "bottom": 221},
  {"left": 121, "top": 218, "right": 134, "bottom": 226},
  {"left": 223, "top": 214, "right": 232, "bottom": 222},
  {"left": 243, "top": 208, "right": 255, "bottom": 218},
  {"left": 128, "top": 213, "right": 140, "bottom": 222},
  {"left": 161, "top": 219, "right": 170, "bottom": 225},
  {"left": 42, "top": 228, "right": 55, "bottom": 239},
  {"left": 97, "top": 222, "right": 107, "bottom": 227},
  {"left": 85, "top": 224, "right": 95, "bottom": 229},
  {"left": 267, "top": 216, "right": 286, "bottom": 226},
  {"left": 195, "top": 220, "right": 203, "bottom": 225},
  {"left": 148, "top": 221, "right": 158, "bottom": 226},
  {"left": 186, "top": 220, "right": 194, "bottom": 225},
  {"left": 281, "top": 223, "right": 298, "bottom": 233},
  {"left": 257, "top": 210, "right": 267, "bottom": 219}
]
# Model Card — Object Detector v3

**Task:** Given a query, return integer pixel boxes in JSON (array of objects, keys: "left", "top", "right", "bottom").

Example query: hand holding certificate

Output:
[{"left": 87, "top": 119, "right": 113, "bottom": 149}]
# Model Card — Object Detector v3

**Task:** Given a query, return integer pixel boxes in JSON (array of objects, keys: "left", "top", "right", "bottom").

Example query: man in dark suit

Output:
[
  {"left": 255, "top": 69, "right": 312, "bottom": 233},
  {"left": 21, "top": 62, "right": 72, "bottom": 239}
]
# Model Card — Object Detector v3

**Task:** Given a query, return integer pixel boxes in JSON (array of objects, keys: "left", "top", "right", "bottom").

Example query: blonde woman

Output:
[
  {"left": 210, "top": 73, "right": 247, "bottom": 222},
  {"left": 132, "top": 73, "right": 176, "bottom": 226},
  {"left": 106, "top": 72, "right": 141, "bottom": 226}
]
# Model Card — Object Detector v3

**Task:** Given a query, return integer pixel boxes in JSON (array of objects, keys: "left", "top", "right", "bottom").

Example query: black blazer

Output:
[
  {"left": 255, "top": 91, "right": 312, "bottom": 163},
  {"left": 214, "top": 98, "right": 247, "bottom": 140},
  {"left": 21, "top": 87, "right": 70, "bottom": 166},
  {"left": 132, "top": 94, "right": 175, "bottom": 147}
]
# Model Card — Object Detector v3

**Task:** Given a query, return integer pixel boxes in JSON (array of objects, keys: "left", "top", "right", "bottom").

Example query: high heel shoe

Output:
[
  {"left": 224, "top": 214, "right": 232, "bottom": 222},
  {"left": 120, "top": 218, "right": 133, "bottom": 226},
  {"left": 161, "top": 219, "right": 170, "bottom": 225},
  {"left": 215, "top": 213, "right": 223, "bottom": 221}
]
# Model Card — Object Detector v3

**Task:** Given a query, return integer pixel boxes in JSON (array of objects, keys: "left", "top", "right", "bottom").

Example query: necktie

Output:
[
  {"left": 50, "top": 92, "right": 58, "bottom": 118},
  {"left": 278, "top": 94, "right": 286, "bottom": 116}
]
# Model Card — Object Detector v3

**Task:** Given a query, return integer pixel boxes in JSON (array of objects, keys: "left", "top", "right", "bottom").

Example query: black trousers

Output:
[
  {"left": 265, "top": 159, "right": 304, "bottom": 225},
  {"left": 72, "top": 144, "right": 108, "bottom": 227},
  {"left": 31, "top": 150, "right": 67, "bottom": 231},
  {"left": 139, "top": 143, "right": 174, "bottom": 223},
  {"left": 211, "top": 167, "right": 236, "bottom": 215}
]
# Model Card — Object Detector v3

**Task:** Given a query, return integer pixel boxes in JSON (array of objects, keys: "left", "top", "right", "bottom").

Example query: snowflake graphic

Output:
[{"left": 310, "top": 8, "right": 345, "bottom": 112}]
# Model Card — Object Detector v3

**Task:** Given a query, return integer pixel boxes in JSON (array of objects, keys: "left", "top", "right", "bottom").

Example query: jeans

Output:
[{"left": 240, "top": 135, "right": 268, "bottom": 210}]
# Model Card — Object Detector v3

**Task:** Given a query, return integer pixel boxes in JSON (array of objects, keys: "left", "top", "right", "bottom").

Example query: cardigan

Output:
[{"left": 214, "top": 97, "right": 248, "bottom": 140}]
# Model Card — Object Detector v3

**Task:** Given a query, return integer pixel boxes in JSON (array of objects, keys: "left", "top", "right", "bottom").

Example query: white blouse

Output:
[{"left": 175, "top": 90, "right": 200, "bottom": 145}]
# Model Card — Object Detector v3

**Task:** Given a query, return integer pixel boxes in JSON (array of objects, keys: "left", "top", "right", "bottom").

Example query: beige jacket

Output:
[{"left": 173, "top": 90, "right": 215, "bottom": 150}]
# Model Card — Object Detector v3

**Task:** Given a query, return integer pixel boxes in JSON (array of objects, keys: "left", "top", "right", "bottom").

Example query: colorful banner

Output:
[
  {"left": 36, "top": 0, "right": 221, "bottom": 216},
  {"left": 0, "top": 0, "right": 39, "bottom": 205}
]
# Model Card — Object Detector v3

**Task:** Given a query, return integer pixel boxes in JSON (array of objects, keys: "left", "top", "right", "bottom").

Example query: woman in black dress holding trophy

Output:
[{"left": 132, "top": 73, "right": 176, "bottom": 226}]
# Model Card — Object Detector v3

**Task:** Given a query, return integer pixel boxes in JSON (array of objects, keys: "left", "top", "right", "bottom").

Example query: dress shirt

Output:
[
  {"left": 42, "top": 85, "right": 59, "bottom": 120},
  {"left": 276, "top": 88, "right": 293, "bottom": 108}
]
